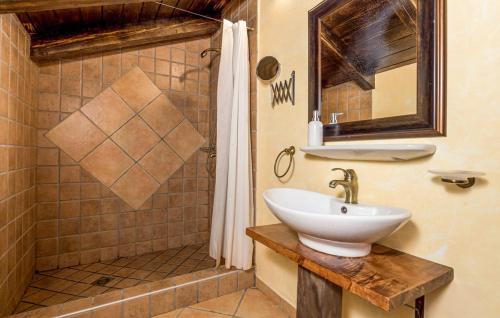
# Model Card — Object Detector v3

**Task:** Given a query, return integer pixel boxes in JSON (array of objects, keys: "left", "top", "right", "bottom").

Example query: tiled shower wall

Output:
[
  {"left": 0, "top": 14, "right": 38, "bottom": 316},
  {"left": 209, "top": 0, "right": 258, "bottom": 216},
  {"left": 321, "top": 82, "right": 372, "bottom": 123},
  {"left": 35, "top": 38, "right": 212, "bottom": 271}
]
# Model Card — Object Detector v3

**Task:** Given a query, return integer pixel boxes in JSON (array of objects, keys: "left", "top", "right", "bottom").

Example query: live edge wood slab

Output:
[{"left": 246, "top": 224, "right": 453, "bottom": 317}]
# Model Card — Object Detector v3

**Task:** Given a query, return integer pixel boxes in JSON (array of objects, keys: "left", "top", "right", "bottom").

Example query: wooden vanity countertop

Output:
[{"left": 246, "top": 224, "right": 453, "bottom": 311}]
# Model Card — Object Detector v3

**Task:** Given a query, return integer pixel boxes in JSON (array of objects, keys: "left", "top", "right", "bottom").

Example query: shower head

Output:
[{"left": 201, "top": 48, "right": 221, "bottom": 58}]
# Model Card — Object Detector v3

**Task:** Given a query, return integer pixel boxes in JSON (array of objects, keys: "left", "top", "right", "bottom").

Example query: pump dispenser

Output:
[{"left": 308, "top": 110, "right": 323, "bottom": 146}]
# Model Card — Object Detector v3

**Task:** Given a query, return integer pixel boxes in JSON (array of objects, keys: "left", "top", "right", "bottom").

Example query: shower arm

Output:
[{"left": 201, "top": 48, "right": 221, "bottom": 58}]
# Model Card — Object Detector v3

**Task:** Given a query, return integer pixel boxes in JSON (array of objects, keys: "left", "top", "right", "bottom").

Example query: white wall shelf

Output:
[{"left": 300, "top": 144, "right": 436, "bottom": 162}]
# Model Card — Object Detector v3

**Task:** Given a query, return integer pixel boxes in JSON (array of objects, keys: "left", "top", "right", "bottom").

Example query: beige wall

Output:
[
  {"left": 372, "top": 63, "right": 417, "bottom": 119},
  {"left": 0, "top": 14, "right": 38, "bottom": 316},
  {"left": 256, "top": 1, "right": 500, "bottom": 317}
]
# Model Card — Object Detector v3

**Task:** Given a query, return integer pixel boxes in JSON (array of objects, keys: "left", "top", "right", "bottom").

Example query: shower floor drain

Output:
[{"left": 92, "top": 276, "right": 114, "bottom": 286}]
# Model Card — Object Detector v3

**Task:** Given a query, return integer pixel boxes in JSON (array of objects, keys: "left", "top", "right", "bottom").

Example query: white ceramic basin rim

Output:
[{"left": 263, "top": 188, "right": 411, "bottom": 257}]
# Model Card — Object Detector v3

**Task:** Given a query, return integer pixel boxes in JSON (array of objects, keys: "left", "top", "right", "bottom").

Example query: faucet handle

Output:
[{"left": 331, "top": 168, "right": 349, "bottom": 180}]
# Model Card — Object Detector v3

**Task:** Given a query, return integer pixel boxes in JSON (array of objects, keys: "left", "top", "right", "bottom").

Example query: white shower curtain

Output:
[{"left": 209, "top": 20, "right": 253, "bottom": 270}]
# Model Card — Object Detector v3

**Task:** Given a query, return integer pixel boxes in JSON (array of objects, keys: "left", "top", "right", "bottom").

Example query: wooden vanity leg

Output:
[
  {"left": 415, "top": 296, "right": 425, "bottom": 318},
  {"left": 297, "top": 266, "right": 342, "bottom": 318}
]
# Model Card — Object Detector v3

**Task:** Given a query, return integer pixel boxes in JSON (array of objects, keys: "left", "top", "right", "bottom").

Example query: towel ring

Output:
[{"left": 274, "top": 146, "right": 295, "bottom": 178}]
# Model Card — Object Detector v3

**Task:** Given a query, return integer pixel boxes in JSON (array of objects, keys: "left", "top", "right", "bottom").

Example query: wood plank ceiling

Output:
[
  {"left": 5, "top": 0, "right": 230, "bottom": 61},
  {"left": 17, "top": 1, "right": 228, "bottom": 39},
  {"left": 320, "top": 0, "right": 417, "bottom": 89}
]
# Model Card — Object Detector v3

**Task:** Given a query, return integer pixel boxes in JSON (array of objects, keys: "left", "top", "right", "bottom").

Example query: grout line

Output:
[
  {"left": 55, "top": 269, "right": 241, "bottom": 318},
  {"left": 232, "top": 288, "right": 247, "bottom": 317}
]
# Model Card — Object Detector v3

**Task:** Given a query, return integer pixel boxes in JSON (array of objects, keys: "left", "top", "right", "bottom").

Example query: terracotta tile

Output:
[
  {"left": 80, "top": 139, "right": 134, "bottom": 187},
  {"left": 236, "top": 289, "right": 287, "bottom": 318},
  {"left": 61, "top": 78, "right": 82, "bottom": 96},
  {"left": 36, "top": 238, "right": 58, "bottom": 256},
  {"left": 59, "top": 252, "right": 81, "bottom": 268},
  {"left": 114, "top": 278, "right": 140, "bottom": 288},
  {"left": 81, "top": 233, "right": 100, "bottom": 250},
  {"left": 60, "top": 201, "right": 80, "bottom": 218},
  {"left": 165, "top": 120, "right": 205, "bottom": 161},
  {"left": 151, "top": 290, "right": 175, "bottom": 316},
  {"left": 39, "top": 73, "right": 60, "bottom": 94},
  {"left": 139, "top": 142, "right": 183, "bottom": 184},
  {"left": 60, "top": 236, "right": 80, "bottom": 253},
  {"left": 171, "top": 49, "right": 185, "bottom": 64},
  {"left": 175, "top": 284, "right": 197, "bottom": 308},
  {"left": 83, "top": 79, "right": 102, "bottom": 98},
  {"left": 238, "top": 270, "right": 255, "bottom": 289},
  {"left": 59, "top": 297, "right": 93, "bottom": 315},
  {"left": 139, "top": 94, "right": 184, "bottom": 137},
  {"left": 192, "top": 290, "right": 244, "bottom": 315},
  {"left": 37, "top": 148, "right": 59, "bottom": 166},
  {"left": 218, "top": 272, "right": 237, "bottom": 296},
  {"left": 40, "top": 292, "right": 74, "bottom": 306},
  {"left": 63, "top": 282, "right": 92, "bottom": 295},
  {"left": 123, "top": 295, "right": 150, "bottom": 318},
  {"left": 37, "top": 166, "right": 59, "bottom": 183},
  {"left": 83, "top": 56, "right": 102, "bottom": 80},
  {"left": 60, "top": 183, "right": 81, "bottom": 200},
  {"left": 92, "top": 303, "right": 122, "bottom": 318},
  {"left": 22, "top": 288, "right": 56, "bottom": 303},
  {"left": 79, "top": 285, "right": 109, "bottom": 297},
  {"left": 46, "top": 111, "right": 107, "bottom": 161},
  {"left": 60, "top": 166, "right": 81, "bottom": 183},
  {"left": 81, "top": 182, "right": 101, "bottom": 199},
  {"left": 31, "top": 276, "right": 75, "bottom": 292},
  {"left": 178, "top": 308, "right": 228, "bottom": 317},
  {"left": 61, "top": 95, "right": 81, "bottom": 113},
  {"left": 111, "top": 164, "right": 159, "bottom": 209},
  {"left": 81, "top": 87, "right": 135, "bottom": 135},
  {"left": 111, "top": 67, "right": 161, "bottom": 112},
  {"left": 99, "top": 213, "right": 118, "bottom": 231},
  {"left": 36, "top": 220, "right": 57, "bottom": 238},
  {"left": 62, "top": 60, "right": 82, "bottom": 79},
  {"left": 111, "top": 116, "right": 160, "bottom": 161}
]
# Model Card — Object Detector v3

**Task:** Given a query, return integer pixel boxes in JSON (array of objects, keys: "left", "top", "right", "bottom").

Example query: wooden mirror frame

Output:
[{"left": 308, "top": 0, "right": 446, "bottom": 141}]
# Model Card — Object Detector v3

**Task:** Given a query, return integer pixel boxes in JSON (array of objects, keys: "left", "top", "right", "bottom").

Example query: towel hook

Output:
[{"left": 274, "top": 146, "right": 295, "bottom": 178}]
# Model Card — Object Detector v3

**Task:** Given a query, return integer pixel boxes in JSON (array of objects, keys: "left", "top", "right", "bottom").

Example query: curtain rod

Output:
[{"left": 153, "top": 1, "right": 254, "bottom": 31}]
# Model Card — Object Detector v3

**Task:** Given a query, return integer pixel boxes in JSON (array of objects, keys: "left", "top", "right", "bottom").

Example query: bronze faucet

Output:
[{"left": 329, "top": 168, "right": 358, "bottom": 204}]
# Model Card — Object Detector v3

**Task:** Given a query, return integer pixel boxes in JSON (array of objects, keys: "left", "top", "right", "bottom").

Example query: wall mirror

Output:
[
  {"left": 308, "top": 0, "right": 446, "bottom": 141},
  {"left": 257, "top": 56, "right": 281, "bottom": 82}
]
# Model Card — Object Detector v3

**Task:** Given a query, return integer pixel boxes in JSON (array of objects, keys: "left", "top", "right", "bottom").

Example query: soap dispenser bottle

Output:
[{"left": 308, "top": 110, "right": 323, "bottom": 146}]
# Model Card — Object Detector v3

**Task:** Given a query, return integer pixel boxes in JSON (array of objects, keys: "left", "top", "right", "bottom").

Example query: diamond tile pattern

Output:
[
  {"left": 165, "top": 119, "right": 206, "bottom": 161},
  {"left": 111, "top": 67, "right": 161, "bottom": 112},
  {"left": 46, "top": 111, "right": 107, "bottom": 161},
  {"left": 140, "top": 94, "right": 184, "bottom": 137},
  {"left": 81, "top": 87, "right": 135, "bottom": 135},
  {"left": 45, "top": 67, "right": 205, "bottom": 209},
  {"left": 140, "top": 142, "right": 184, "bottom": 184},
  {"left": 111, "top": 165, "right": 159, "bottom": 209},
  {"left": 111, "top": 116, "right": 160, "bottom": 161},
  {"left": 80, "top": 140, "right": 134, "bottom": 187}
]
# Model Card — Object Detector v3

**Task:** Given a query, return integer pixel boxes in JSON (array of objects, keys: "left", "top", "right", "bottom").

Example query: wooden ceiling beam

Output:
[
  {"left": 31, "top": 17, "right": 219, "bottom": 62},
  {"left": 0, "top": 1, "right": 161, "bottom": 13},
  {"left": 390, "top": 0, "right": 417, "bottom": 31},
  {"left": 320, "top": 24, "right": 375, "bottom": 90}
]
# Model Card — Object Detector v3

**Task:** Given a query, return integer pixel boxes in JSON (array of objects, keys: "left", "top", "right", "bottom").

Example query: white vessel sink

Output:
[{"left": 263, "top": 188, "right": 411, "bottom": 257}]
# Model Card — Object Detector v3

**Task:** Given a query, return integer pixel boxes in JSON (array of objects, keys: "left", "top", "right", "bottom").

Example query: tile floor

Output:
[
  {"left": 14, "top": 244, "right": 214, "bottom": 314},
  {"left": 154, "top": 288, "right": 290, "bottom": 318}
]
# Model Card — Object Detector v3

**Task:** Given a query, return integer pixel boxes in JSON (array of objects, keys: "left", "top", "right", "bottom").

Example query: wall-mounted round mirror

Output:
[{"left": 256, "top": 56, "right": 280, "bottom": 81}]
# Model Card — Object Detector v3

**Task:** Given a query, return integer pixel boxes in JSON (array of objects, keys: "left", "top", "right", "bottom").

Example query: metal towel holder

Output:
[{"left": 274, "top": 146, "right": 295, "bottom": 178}]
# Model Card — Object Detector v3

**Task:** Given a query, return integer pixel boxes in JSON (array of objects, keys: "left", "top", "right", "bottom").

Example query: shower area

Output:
[{"left": 0, "top": 0, "right": 257, "bottom": 317}]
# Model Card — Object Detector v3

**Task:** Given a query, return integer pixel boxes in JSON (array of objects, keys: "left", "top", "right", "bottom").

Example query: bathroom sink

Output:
[{"left": 263, "top": 188, "right": 411, "bottom": 257}]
